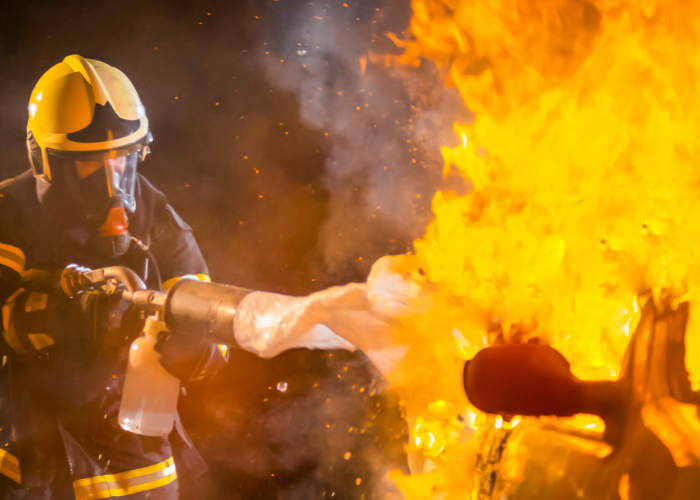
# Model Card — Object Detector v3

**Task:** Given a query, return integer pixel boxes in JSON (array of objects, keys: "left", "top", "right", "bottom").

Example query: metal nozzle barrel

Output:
[
  {"left": 163, "top": 278, "right": 252, "bottom": 346},
  {"left": 61, "top": 265, "right": 253, "bottom": 346}
]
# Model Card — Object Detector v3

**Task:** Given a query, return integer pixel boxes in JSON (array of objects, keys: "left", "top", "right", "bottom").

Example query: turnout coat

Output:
[{"left": 0, "top": 171, "right": 224, "bottom": 500}]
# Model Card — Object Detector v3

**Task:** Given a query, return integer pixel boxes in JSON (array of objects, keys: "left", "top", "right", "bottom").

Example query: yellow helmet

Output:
[
  {"left": 26, "top": 54, "right": 152, "bottom": 185},
  {"left": 27, "top": 55, "right": 154, "bottom": 258}
]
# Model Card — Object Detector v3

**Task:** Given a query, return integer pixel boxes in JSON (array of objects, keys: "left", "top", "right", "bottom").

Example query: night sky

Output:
[{"left": 0, "top": 0, "right": 467, "bottom": 498}]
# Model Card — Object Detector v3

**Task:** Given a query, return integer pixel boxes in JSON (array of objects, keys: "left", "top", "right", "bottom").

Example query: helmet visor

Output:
[{"left": 47, "top": 149, "right": 139, "bottom": 222}]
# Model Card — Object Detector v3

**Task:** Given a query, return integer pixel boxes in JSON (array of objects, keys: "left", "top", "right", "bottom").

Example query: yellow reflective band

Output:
[
  {"left": 3, "top": 289, "right": 28, "bottom": 355},
  {"left": 25, "top": 292, "right": 48, "bottom": 312},
  {"left": 28, "top": 333, "right": 56, "bottom": 350},
  {"left": 72, "top": 456, "right": 177, "bottom": 500},
  {"left": 162, "top": 274, "right": 211, "bottom": 291},
  {"left": 0, "top": 449, "right": 21, "bottom": 484},
  {"left": 217, "top": 344, "right": 228, "bottom": 358},
  {"left": 0, "top": 244, "right": 25, "bottom": 274}
]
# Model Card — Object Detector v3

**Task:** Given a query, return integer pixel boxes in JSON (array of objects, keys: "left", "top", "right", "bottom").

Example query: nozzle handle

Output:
[{"left": 61, "top": 264, "right": 146, "bottom": 296}]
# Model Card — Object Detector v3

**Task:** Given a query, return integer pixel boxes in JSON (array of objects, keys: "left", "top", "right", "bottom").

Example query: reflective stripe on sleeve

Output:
[
  {"left": 72, "top": 456, "right": 177, "bottom": 500},
  {"left": 25, "top": 292, "right": 48, "bottom": 312},
  {"left": 2, "top": 289, "right": 28, "bottom": 355},
  {"left": 0, "top": 449, "right": 21, "bottom": 484},
  {"left": 161, "top": 274, "right": 211, "bottom": 291},
  {"left": 0, "top": 244, "right": 25, "bottom": 274},
  {"left": 217, "top": 344, "right": 228, "bottom": 358},
  {"left": 27, "top": 333, "right": 55, "bottom": 350}
]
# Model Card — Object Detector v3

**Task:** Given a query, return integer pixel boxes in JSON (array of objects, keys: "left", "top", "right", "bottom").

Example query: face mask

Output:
[{"left": 38, "top": 152, "right": 139, "bottom": 258}]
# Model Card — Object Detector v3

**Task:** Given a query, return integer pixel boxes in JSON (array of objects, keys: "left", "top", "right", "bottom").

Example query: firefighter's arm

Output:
[
  {"left": 0, "top": 190, "right": 30, "bottom": 349},
  {"left": 0, "top": 251, "right": 23, "bottom": 353},
  {"left": 152, "top": 276, "right": 229, "bottom": 381},
  {"left": 0, "top": 240, "right": 61, "bottom": 355},
  {"left": 0, "top": 245, "right": 24, "bottom": 308},
  {"left": 147, "top": 195, "right": 224, "bottom": 381},
  {"left": 0, "top": 182, "right": 24, "bottom": 313},
  {"left": 155, "top": 331, "right": 229, "bottom": 382},
  {"left": 1, "top": 269, "right": 93, "bottom": 356}
]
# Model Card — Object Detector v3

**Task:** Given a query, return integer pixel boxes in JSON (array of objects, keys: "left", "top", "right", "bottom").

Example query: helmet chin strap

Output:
[
  {"left": 35, "top": 174, "right": 51, "bottom": 204},
  {"left": 94, "top": 204, "right": 131, "bottom": 258}
]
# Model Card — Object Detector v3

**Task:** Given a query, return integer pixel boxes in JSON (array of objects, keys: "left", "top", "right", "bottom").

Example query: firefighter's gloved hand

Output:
[
  {"left": 1, "top": 286, "right": 88, "bottom": 355},
  {"left": 155, "top": 332, "right": 229, "bottom": 382}
]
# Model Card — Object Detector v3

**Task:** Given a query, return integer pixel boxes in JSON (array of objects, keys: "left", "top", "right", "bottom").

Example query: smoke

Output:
[
  {"left": 184, "top": 349, "right": 407, "bottom": 500},
  {"left": 244, "top": 2, "right": 473, "bottom": 496},
  {"left": 257, "top": 0, "right": 469, "bottom": 281}
]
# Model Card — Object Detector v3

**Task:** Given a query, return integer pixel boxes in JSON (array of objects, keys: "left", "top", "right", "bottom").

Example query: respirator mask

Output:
[{"left": 38, "top": 145, "right": 146, "bottom": 258}]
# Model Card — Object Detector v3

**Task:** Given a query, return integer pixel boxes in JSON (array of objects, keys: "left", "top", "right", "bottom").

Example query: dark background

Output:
[{"left": 0, "top": 0, "right": 465, "bottom": 498}]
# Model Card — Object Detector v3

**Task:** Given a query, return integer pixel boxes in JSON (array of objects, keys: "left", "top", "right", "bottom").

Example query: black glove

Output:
[
  {"left": 154, "top": 332, "right": 229, "bottom": 382},
  {"left": 2, "top": 286, "right": 88, "bottom": 356}
]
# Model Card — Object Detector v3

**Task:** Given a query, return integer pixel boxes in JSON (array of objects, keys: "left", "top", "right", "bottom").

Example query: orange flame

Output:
[
  {"left": 379, "top": 0, "right": 700, "bottom": 497},
  {"left": 359, "top": 56, "right": 367, "bottom": 76}
]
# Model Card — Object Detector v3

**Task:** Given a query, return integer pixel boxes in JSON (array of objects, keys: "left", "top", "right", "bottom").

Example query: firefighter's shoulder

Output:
[
  {"left": 0, "top": 171, "right": 35, "bottom": 301},
  {"left": 0, "top": 171, "right": 34, "bottom": 276},
  {"left": 133, "top": 173, "right": 169, "bottom": 222},
  {"left": 0, "top": 170, "right": 36, "bottom": 245},
  {"left": 136, "top": 173, "right": 209, "bottom": 280}
]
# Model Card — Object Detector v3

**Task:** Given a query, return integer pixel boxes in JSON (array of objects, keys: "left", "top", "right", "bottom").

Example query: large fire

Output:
[{"left": 369, "top": 0, "right": 700, "bottom": 498}]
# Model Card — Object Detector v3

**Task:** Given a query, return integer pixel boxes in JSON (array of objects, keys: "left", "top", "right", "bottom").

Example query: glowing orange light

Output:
[{"left": 374, "top": 0, "right": 700, "bottom": 497}]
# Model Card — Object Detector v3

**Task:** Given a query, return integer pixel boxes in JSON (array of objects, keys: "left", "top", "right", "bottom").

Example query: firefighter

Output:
[{"left": 0, "top": 55, "right": 226, "bottom": 499}]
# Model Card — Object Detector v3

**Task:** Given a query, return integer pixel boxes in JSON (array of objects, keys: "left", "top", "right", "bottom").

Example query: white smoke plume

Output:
[{"left": 257, "top": 0, "right": 469, "bottom": 280}]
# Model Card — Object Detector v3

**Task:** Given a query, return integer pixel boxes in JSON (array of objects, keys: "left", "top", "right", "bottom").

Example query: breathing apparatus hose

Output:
[{"left": 130, "top": 237, "right": 162, "bottom": 291}]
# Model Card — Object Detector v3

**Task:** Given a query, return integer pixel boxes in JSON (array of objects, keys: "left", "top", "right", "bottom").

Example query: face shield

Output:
[{"left": 45, "top": 143, "right": 148, "bottom": 223}]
